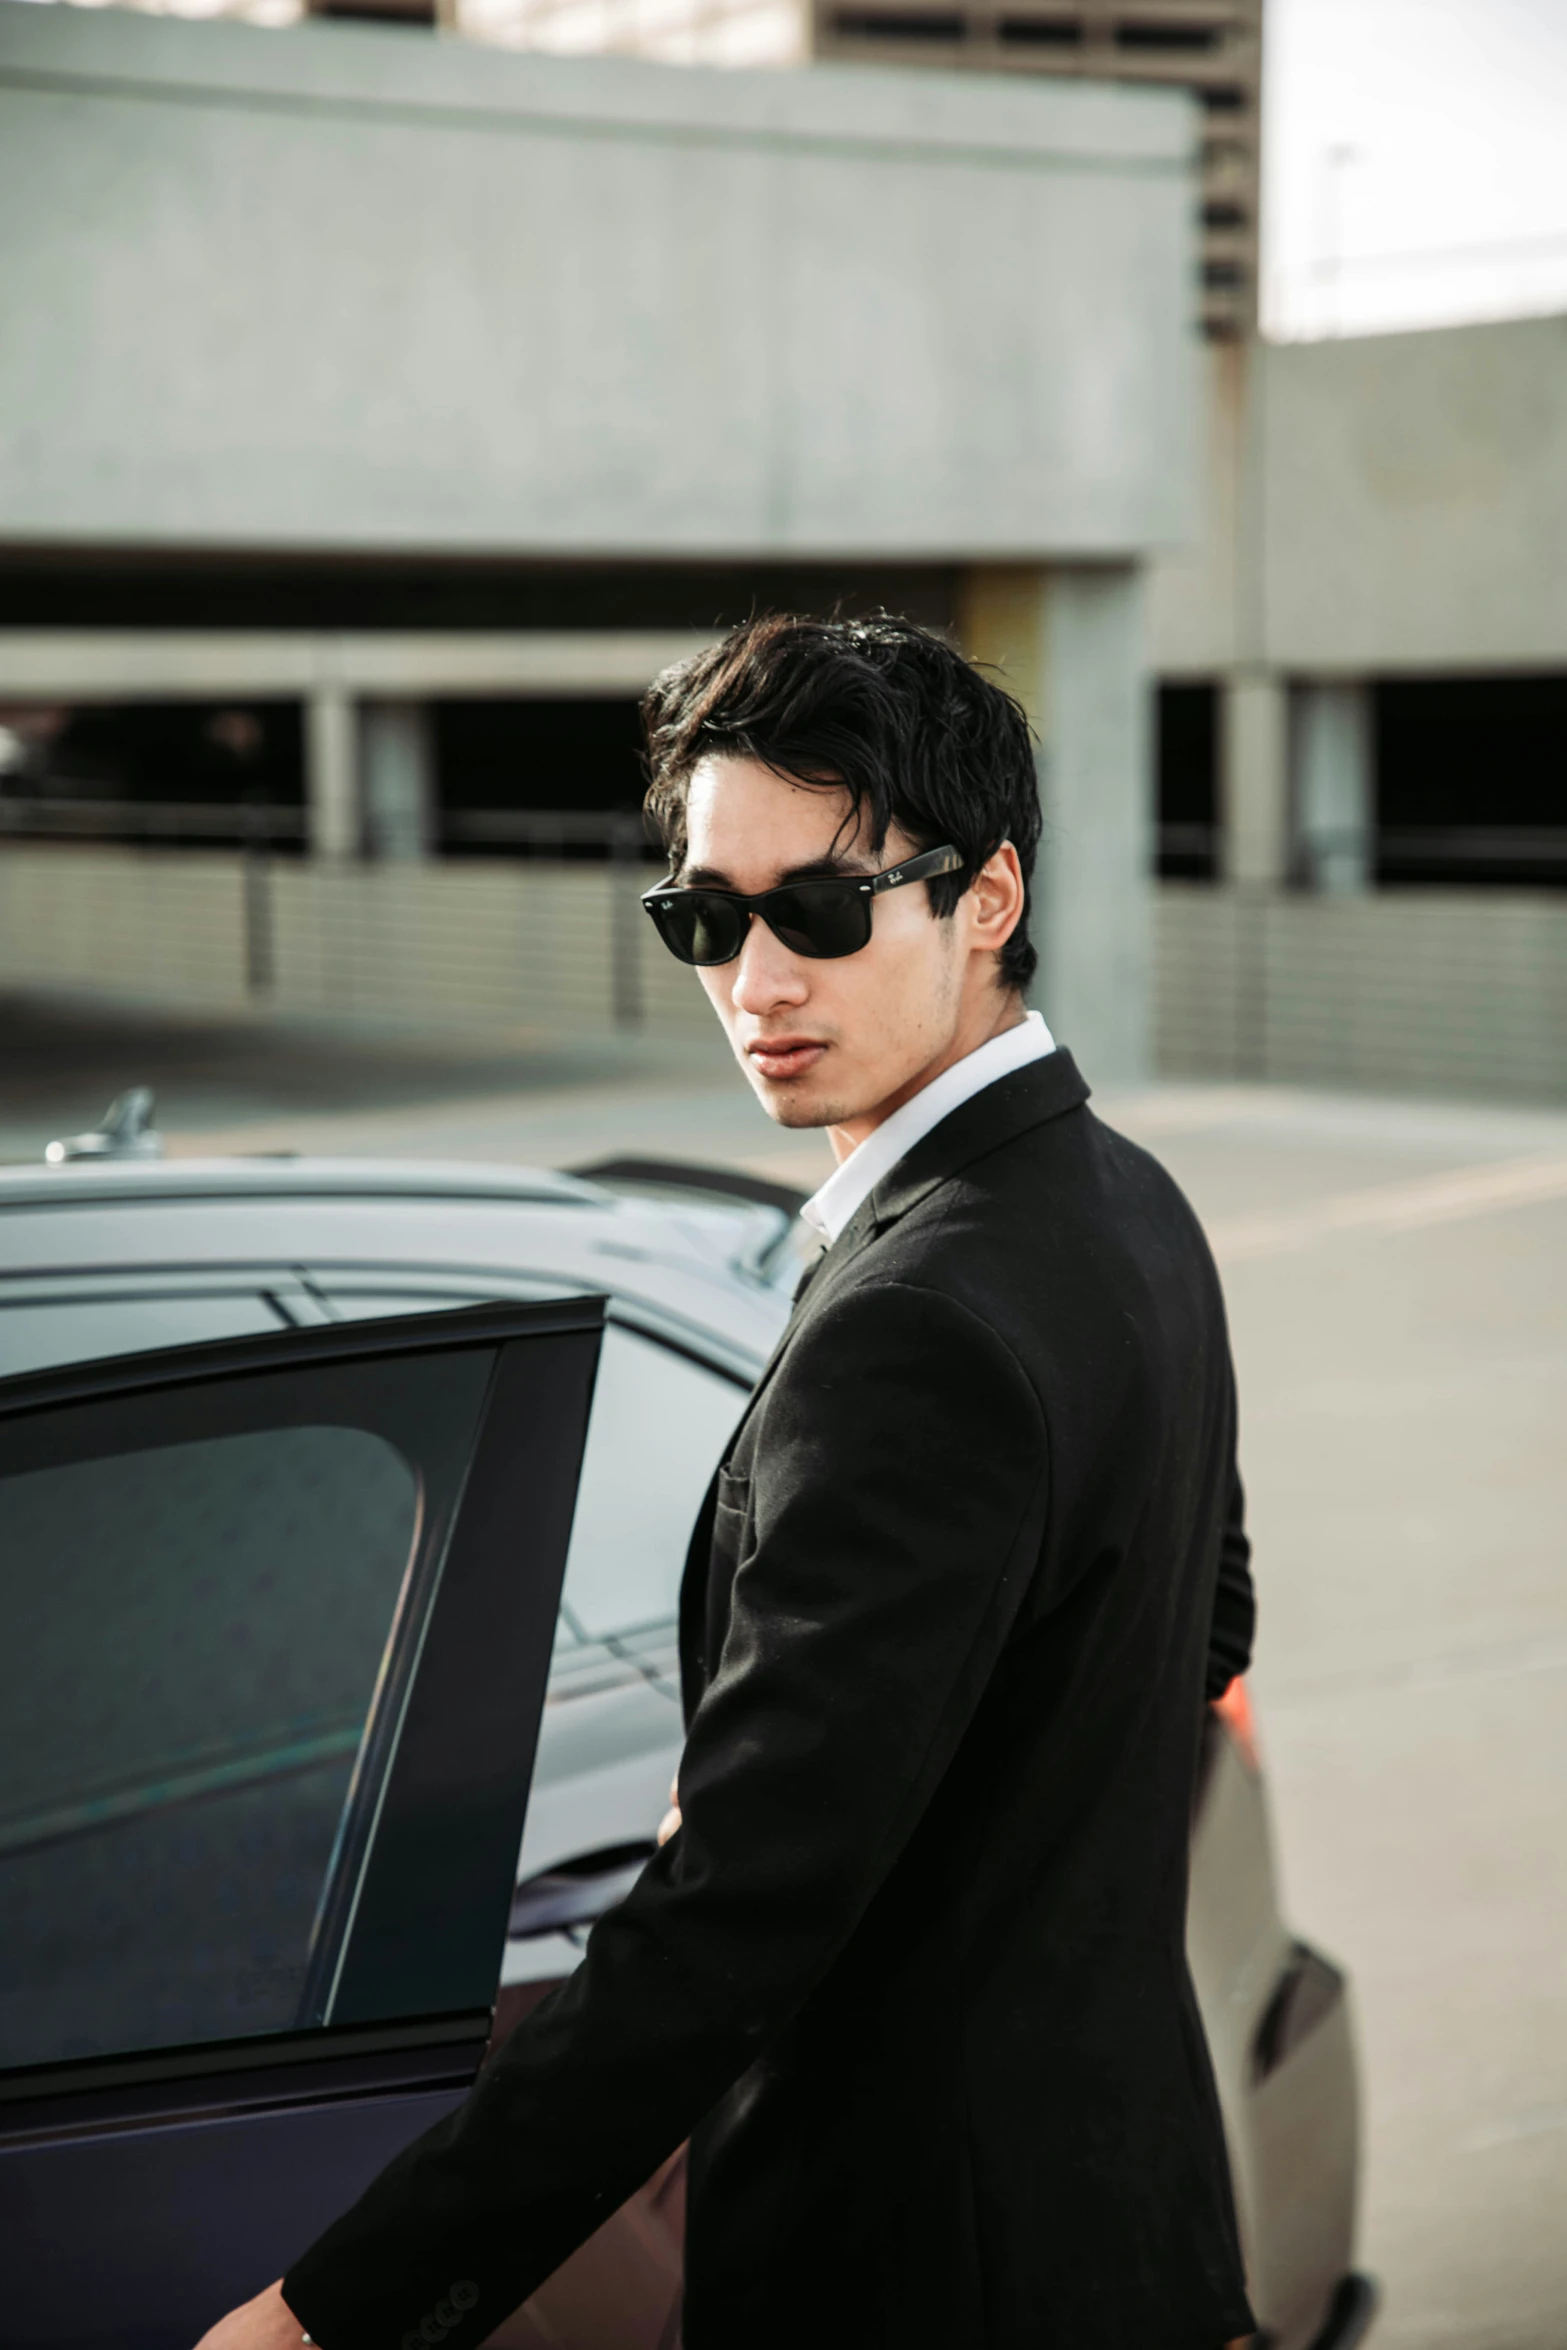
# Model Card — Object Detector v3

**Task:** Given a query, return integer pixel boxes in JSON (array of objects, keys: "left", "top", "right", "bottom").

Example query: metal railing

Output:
[
  {"left": 0, "top": 797, "right": 307, "bottom": 843},
  {"left": 1154, "top": 823, "right": 1567, "bottom": 882},
  {"left": 1156, "top": 821, "right": 1219, "bottom": 874},
  {"left": 0, "top": 798, "right": 664, "bottom": 854},
  {"left": 1377, "top": 826, "right": 1567, "bottom": 874}
]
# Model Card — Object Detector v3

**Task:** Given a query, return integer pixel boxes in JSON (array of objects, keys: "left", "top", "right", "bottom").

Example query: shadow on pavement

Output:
[{"left": 0, "top": 992, "right": 736, "bottom": 1162}]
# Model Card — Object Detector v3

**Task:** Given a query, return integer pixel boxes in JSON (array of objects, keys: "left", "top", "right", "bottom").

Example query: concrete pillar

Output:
[
  {"left": 1223, "top": 668, "right": 1289, "bottom": 888},
  {"left": 362, "top": 699, "right": 435, "bottom": 862},
  {"left": 305, "top": 683, "right": 359, "bottom": 858},
  {"left": 1294, "top": 680, "right": 1372, "bottom": 894},
  {"left": 959, "top": 562, "right": 1152, "bottom": 1084}
]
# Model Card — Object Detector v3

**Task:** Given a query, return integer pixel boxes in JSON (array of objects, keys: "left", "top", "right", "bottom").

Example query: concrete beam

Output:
[
  {"left": 0, "top": 5, "right": 1195, "bottom": 561},
  {"left": 0, "top": 630, "right": 716, "bottom": 703}
]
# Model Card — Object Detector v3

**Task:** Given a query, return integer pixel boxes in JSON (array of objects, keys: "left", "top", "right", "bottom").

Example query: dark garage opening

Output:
[
  {"left": 1156, "top": 681, "right": 1219, "bottom": 880},
  {"left": 1376, "top": 674, "right": 1567, "bottom": 887},
  {"left": 0, "top": 701, "right": 306, "bottom": 849},
  {"left": 435, "top": 698, "right": 652, "bottom": 859}
]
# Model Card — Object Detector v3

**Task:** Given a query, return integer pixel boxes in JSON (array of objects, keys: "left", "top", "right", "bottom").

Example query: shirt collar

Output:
[{"left": 800, "top": 1009, "right": 1056, "bottom": 1248}]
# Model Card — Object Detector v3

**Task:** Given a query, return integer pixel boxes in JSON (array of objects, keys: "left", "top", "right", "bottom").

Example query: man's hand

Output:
[
  {"left": 193, "top": 2278, "right": 304, "bottom": 2350},
  {"left": 657, "top": 1776, "right": 681, "bottom": 1848}
]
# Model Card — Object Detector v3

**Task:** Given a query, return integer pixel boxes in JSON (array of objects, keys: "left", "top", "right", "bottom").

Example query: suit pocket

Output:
[
  {"left": 714, "top": 1462, "right": 750, "bottom": 1519},
  {"left": 712, "top": 1464, "right": 752, "bottom": 1563},
  {"left": 705, "top": 1466, "right": 753, "bottom": 1667}
]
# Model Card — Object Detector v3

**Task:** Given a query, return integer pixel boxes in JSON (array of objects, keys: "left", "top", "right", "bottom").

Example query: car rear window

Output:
[{"left": 0, "top": 1292, "right": 288, "bottom": 1377}]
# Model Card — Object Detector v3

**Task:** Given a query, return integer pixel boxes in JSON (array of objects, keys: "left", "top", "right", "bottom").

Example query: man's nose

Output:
[{"left": 729, "top": 915, "right": 809, "bottom": 1015}]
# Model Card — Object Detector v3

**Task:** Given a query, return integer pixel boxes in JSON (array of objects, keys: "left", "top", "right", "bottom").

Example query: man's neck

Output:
[{"left": 826, "top": 993, "right": 1029, "bottom": 1165}]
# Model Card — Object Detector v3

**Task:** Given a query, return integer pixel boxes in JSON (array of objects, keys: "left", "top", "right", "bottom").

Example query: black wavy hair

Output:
[{"left": 641, "top": 611, "right": 1040, "bottom": 993}]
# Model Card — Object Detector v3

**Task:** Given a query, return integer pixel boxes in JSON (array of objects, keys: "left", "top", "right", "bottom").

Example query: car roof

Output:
[
  {"left": 0, "top": 1155, "right": 798, "bottom": 1371},
  {"left": 0, "top": 1158, "right": 608, "bottom": 1211}
]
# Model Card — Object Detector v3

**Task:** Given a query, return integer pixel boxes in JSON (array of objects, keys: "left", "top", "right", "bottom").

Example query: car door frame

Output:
[{"left": 0, "top": 1296, "right": 605, "bottom": 2350}]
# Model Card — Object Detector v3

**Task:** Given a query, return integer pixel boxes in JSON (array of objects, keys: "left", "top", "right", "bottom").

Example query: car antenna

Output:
[{"left": 44, "top": 1086, "right": 164, "bottom": 1165}]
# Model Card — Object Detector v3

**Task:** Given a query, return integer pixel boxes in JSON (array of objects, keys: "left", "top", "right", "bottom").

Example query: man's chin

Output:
[
  {"left": 744, "top": 1069, "right": 845, "bottom": 1130},
  {"left": 763, "top": 1092, "right": 835, "bottom": 1130}
]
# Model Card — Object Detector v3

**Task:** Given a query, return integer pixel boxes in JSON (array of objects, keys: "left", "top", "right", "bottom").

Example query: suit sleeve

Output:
[
  {"left": 283, "top": 1280, "right": 1050, "bottom": 2350},
  {"left": 1204, "top": 1456, "right": 1255, "bottom": 1702}
]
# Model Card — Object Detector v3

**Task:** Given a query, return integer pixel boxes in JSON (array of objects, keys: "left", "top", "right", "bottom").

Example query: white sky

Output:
[{"left": 1263, "top": 0, "right": 1567, "bottom": 339}]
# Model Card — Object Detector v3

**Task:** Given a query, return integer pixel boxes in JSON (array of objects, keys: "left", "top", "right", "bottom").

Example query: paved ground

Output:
[{"left": 5, "top": 993, "right": 1565, "bottom": 2350}]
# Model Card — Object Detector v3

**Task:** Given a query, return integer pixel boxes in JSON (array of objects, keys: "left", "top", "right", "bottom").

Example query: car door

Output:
[{"left": 0, "top": 1296, "right": 603, "bottom": 2350}]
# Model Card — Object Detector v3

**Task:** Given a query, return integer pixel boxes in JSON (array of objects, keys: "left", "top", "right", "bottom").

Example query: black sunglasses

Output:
[{"left": 641, "top": 843, "right": 964, "bottom": 968}]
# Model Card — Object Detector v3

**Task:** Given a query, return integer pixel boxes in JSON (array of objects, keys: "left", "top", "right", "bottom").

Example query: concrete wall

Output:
[
  {"left": 0, "top": 4, "right": 1197, "bottom": 562},
  {"left": 0, "top": 844, "right": 712, "bottom": 1039},
  {"left": 1260, "top": 317, "right": 1567, "bottom": 673},
  {"left": 1146, "top": 341, "right": 1249, "bottom": 678},
  {"left": 1150, "top": 317, "right": 1567, "bottom": 677},
  {"left": 7, "top": 846, "right": 1564, "bottom": 1106},
  {"left": 1157, "top": 885, "right": 1567, "bottom": 1105},
  {"left": 0, "top": 848, "right": 256, "bottom": 1015},
  {"left": 0, "top": 631, "right": 716, "bottom": 701}
]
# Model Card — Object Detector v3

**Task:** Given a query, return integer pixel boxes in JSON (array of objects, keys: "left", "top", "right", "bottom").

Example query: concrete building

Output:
[
  {"left": 5, "top": 4, "right": 1563, "bottom": 1109},
  {"left": 1146, "top": 317, "right": 1567, "bottom": 1104},
  {"left": 811, "top": 0, "right": 1260, "bottom": 341},
  {"left": 331, "top": 0, "right": 1261, "bottom": 337},
  {"left": 33, "top": 0, "right": 1259, "bottom": 333},
  {"left": 350, "top": 0, "right": 1261, "bottom": 338},
  {"left": 0, "top": 0, "right": 1199, "bottom": 1084}
]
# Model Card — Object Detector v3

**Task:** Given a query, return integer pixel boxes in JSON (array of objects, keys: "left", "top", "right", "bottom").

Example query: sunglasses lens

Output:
[
  {"left": 650, "top": 892, "right": 746, "bottom": 966},
  {"left": 647, "top": 878, "right": 873, "bottom": 964},
  {"left": 765, "top": 883, "right": 871, "bottom": 960}
]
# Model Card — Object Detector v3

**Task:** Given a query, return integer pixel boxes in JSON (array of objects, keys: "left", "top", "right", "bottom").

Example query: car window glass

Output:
[
  {"left": 557, "top": 1327, "right": 741, "bottom": 1644},
  {"left": 0, "top": 1374, "right": 478, "bottom": 2076},
  {"left": 310, "top": 1303, "right": 742, "bottom": 1657},
  {"left": 0, "top": 1294, "right": 284, "bottom": 1379}
]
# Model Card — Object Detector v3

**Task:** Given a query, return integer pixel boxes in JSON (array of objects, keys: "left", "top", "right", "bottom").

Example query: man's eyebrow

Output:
[{"left": 677, "top": 852, "right": 874, "bottom": 889}]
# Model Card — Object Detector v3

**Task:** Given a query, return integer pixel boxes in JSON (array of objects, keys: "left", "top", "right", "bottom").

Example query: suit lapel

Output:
[
  {"left": 734, "top": 1050, "right": 1090, "bottom": 1441},
  {"left": 865, "top": 1046, "right": 1090, "bottom": 1227},
  {"left": 677, "top": 1048, "right": 1092, "bottom": 1714}
]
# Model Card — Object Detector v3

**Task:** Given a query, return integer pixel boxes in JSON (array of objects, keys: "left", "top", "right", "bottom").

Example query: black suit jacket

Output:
[{"left": 286, "top": 1051, "right": 1257, "bottom": 2350}]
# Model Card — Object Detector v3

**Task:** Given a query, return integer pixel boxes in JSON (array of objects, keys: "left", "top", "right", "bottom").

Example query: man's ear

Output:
[{"left": 968, "top": 843, "right": 1026, "bottom": 958}]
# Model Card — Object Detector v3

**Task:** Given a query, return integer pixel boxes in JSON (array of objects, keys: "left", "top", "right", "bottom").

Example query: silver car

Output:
[{"left": 0, "top": 1143, "right": 1373, "bottom": 2350}]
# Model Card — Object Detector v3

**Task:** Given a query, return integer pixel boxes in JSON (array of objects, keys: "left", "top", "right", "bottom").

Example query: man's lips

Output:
[{"left": 746, "top": 1036, "right": 828, "bottom": 1082}]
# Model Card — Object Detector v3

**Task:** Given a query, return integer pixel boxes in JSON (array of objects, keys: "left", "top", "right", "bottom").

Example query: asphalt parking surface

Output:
[{"left": 4, "top": 995, "right": 1565, "bottom": 2350}]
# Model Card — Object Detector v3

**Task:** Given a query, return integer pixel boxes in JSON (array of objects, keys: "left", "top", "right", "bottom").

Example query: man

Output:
[{"left": 201, "top": 613, "right": 1257, "bottom": 2350}]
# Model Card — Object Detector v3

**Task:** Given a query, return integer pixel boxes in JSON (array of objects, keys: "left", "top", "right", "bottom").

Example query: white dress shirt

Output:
[{"left": 799, "top": 1009, "right": 1057, "bottom": 1248}]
